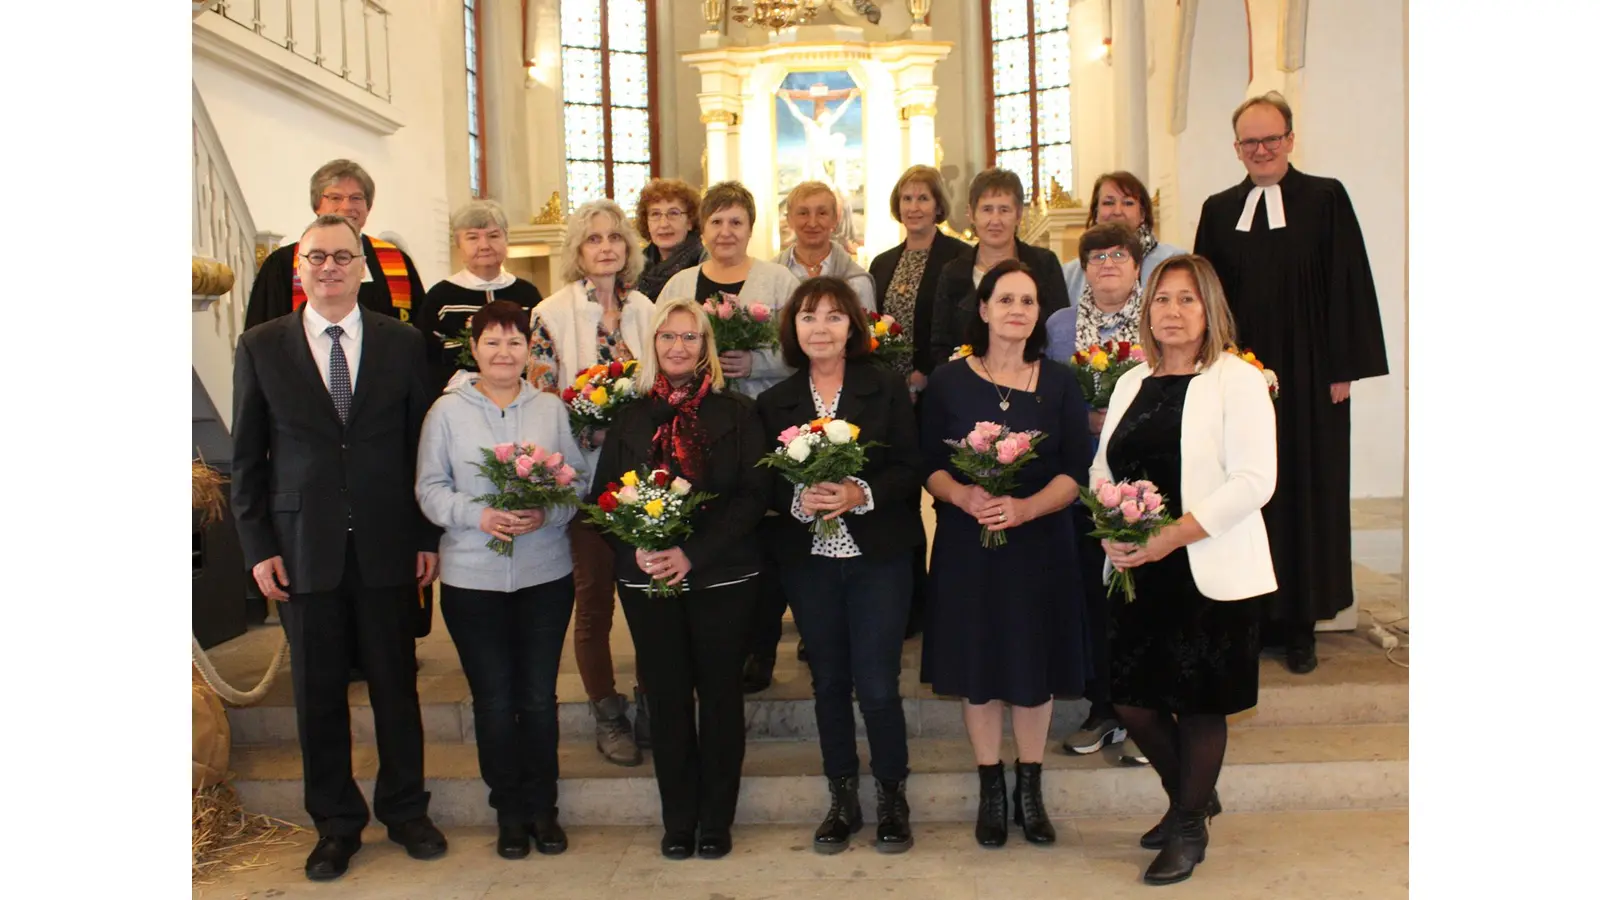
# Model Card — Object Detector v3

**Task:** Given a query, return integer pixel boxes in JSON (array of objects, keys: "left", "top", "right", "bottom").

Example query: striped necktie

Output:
[{"left": 325, "top": 325, "right": 352, "bottom": 423}]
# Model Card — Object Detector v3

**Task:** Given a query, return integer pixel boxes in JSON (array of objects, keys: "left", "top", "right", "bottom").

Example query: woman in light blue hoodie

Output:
[{"left": 415, "top": 301, "right": 587, "bottom": 860}]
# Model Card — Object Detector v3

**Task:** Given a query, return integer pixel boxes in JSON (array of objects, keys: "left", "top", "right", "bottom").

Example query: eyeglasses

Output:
[
  {"left": 320, "top": 192, "right": 368, "bottom": 206},
  {"left": 1086, "top": 250, "right": 1133, "bottom": 266},
  {"left": 1236, "top": 133, "right": 1289, "bottom": 153},
  {"left": 647, "top": 209, "right": 687, "bottom": 222},
  {"left": 655, "top": 331, "right": 704, "bottom": 347},
  {"left": 301, "top": 250, "right": 359, "bottom": 266}
]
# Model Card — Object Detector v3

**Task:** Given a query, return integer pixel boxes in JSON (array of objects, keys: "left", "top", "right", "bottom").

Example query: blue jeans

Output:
[
  {"left": 441, "top": 576, "right": 574, "bottom": 824},
  {"left": 781, "top": 554, "right": 912, "bottom": 782}
]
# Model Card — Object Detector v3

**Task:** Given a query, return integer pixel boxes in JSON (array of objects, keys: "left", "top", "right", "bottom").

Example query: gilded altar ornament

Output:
[
  {"left": 899, "top": 103, "right": 936, "bottom": 120},
  {"left": 730, "top": 1, "right": 825, "bottom": 31},
  {"left": 700, "top": 109, "right": 739, "bottom": 126},
  {"left": 906, "top": 0, "right": 931, "bottom": 26},
  {"left": 703, "top": 0, "right": 725, "bottom": 31},
  {"left": 533, "top": 192, "right": 566, "bottom": 224},
  {"left": 1045, "top": 176, "right": 1081, "bottom": 209},
  {"left": 192, "top": 257, "right": 236, "bottom": 296}
]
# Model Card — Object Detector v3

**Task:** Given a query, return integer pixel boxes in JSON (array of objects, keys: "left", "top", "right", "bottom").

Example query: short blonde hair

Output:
[
  {"left": 786, "top": 181, "right": 838, "bottom": 215},
  {"left": 636, "top": 297, "right": 725, "bottom": 392},
  {"left": 1139, "top": 255, "right": 1237, "bottom": 372},
  {"left": 890, "top": 165, "right": 949, "bottom": 224},
  {"left": 558, "top": 200, "right": 646, "bottom": 286}
]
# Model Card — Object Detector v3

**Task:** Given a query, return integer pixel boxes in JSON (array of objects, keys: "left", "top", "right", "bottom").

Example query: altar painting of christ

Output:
[{"left": 774, "top": 70, "right": 866, "bottom": 251}]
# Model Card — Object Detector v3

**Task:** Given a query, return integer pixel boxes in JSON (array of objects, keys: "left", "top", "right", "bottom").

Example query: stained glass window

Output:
[
  {"left": 561, "top": 0, "right": 657, "bottom": 214},
  {"left": 985, "top": 1, "right": 1072, "bottom": 203},
  {"left": 465, "top": 0, "right": 486, "bottom": 197}
]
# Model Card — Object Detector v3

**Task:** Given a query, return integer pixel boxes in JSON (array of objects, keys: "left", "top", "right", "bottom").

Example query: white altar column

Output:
[
  {"left": 898, "top": 89, "right": 939, "bottom": 168},
  {"left": 700, "top": 107, "right": 737, "bottom": 186},
  {"left": 1110, "top": 0, "right": 1151, "bottom": 182}
]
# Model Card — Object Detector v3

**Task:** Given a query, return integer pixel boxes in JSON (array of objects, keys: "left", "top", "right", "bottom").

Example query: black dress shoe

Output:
[
  {"left": 1140, "top": 789, "right": 1222, "bottom": 849},
  {"left": 530, "top": 810, "right": 568, "bottom": 855},
  {"left": 1286, "top": 643, "right": 1319, "bottom": 674},
  {"left": 740, "top": 654, "right": 775, "bottom": 694},
  {"left": 387, "top": 816, "right": 448, "bottom": 860},
  {"left": 661, "top": 831, "right": 695, "bottom": 860},
  {"left": 697, "top": 830, "right": 733, "bottom": 859},
  {"left": 304, "top": 835, "right": 360, "bottom": 881},
  {"left": 496, "top": 823, "right": 531, "bottom": 860}
]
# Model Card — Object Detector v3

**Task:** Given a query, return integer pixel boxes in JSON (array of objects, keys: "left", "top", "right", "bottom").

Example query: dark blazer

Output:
[
  {"left": 868, "top": 230, "right": 968, "bottom": 375},
  {"left": 755, "top": 361, "right": 924, "bottom": 564},
  {"left": 927, "top": 240, "right": 1070, "bottom": 367},
  {"left": 231, "top": 307, "right": 440, "bottom": 595},
  {"left": 587, "top": 387, "right": 769, "bottom": 588}
]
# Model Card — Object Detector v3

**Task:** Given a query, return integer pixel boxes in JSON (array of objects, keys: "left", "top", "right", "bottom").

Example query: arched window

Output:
[
  {"left": 560, "top": 0, "right": 658, "bottom": 212},
  {"left": 465, "top": 0, "right": 487, "bottom": 198},
  {"left": 983, "top": 0, "right": 1072, "bottom": 203}
]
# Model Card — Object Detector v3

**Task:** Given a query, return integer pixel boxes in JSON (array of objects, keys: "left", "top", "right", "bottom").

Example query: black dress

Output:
[
  {"left": 918, "top": 359, "right": 1091, "bottom": 707},
  {"left": 1105, "top": 375, "right": 1260, "bottom": 715}
]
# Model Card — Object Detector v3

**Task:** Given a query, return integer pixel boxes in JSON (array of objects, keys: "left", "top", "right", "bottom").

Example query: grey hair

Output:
[
  {"left": 558, "top": 199, "right": 646, "bottom": 286},
  {"left": 301, "top": 213, "right": 361, "bottom": 243},
  {"left": 1232, "top": 91, "right": 1294, "bottom": 135},
  {"left": 450, "top": 199, "right": 510, "bottom": 236},
  {"left": 309, "top": 159, "right": 376, "bottom": 210}
]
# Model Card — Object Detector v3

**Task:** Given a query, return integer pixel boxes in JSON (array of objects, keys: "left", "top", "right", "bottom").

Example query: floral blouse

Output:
[
  {"left": 527, "top": 280, "right": 636, "bottom": 451},
  {"left": 881, "top": 248, "right": 930, "bottom": 376},
  {"left": 788, "top": 377, "right": 876, "bottom": 558}
]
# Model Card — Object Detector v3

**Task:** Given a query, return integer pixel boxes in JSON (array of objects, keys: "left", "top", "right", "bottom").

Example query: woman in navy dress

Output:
[{"left": 919, "top": 258, "right": 1091, "bottom": 849}]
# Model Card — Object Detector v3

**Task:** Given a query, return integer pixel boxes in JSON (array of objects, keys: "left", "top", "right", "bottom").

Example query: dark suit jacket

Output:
[
  {"left": 927, "top": 240, "right": 1069, "bottom": 367},
  {"left": 868, "top": 231, "right": 968, "bottom": 376},
  {"left": 230, "top": 307, "right": 440, "bottom": 595},
  {"left": 755, "top": 361, "right": 923, "bottom": 564},
  {"left": 587, "top": 388, "right": 769, "bottom": 588}
]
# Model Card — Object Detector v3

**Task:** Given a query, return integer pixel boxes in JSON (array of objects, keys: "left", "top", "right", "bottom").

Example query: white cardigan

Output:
[
  {"left": 657, "top": 259, "right": 802, "bottom": 398},
  {"left": 530, "top": 280, "right": 656, "bottom": 390},
  {"left": 1089, "top": 353, "right": 1278, "bottom": 601}
]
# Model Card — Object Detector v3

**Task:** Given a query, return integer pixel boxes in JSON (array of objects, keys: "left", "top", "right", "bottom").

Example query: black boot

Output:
[
  {"left": 740, "top": 654, "right": 775, "bottom": 694},
  {"left": 813, "top": 775, "right": 863, "bottom": 854},
  {"left": 1143, "top": 808, "right": 1210, "bottom": 885},
  {"left": 1010, "top": 761, "right": 1056, "bottom": 845},
  {"left": 874, "top": 778, "right": 913, "bottom": 853},
  {"left": 1140, "top": 789, "right": 1221, "bottom": 850},
  {"left": 974, "top": 764, "right": 1008, "bottom": 848}
]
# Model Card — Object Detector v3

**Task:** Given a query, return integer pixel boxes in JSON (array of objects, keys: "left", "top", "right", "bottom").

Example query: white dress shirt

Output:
[{"left": 302, "top": 303, "right": 364, "bottom": 392}]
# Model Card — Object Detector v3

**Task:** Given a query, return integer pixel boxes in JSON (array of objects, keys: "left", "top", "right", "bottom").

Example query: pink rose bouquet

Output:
[
  {"left": 755, "top": 416, "right": 882, "bottom": 539},
  {"left": 702, "top": 293, "right": 777, "bottom": 353},
  {"left": 943, "top": 422, "right": 1047, "bottom": 548},
  {"left": 472, "top": 442, "right": 582, "bottom": 556},
  {"left": 1077, "top": 478, "right": 1175, "bottom": 601}
]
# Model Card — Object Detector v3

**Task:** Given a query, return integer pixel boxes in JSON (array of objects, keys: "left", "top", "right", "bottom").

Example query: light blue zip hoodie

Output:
[{"left": 416, "top": 376, "right": 589, "bottom": 592}]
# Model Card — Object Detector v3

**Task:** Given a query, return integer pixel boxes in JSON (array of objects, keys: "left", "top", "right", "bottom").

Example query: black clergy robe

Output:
[
  {"left": 243, "top": 233, "right": 427, "bottom": 330},
  {"left": 414, "top": 278, "right": 543, "bottom": 396},
  {"left": 1193, "top": 164, "right": 1389, "bottom": 624}
]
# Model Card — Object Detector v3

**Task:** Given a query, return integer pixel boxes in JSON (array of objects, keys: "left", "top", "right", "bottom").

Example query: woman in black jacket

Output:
[
  {"left": 587, "top": 297, "right": 769, "bottom": 861},
  {"left": 756, "top": 277, "right": 923, "bottom": 856},
  {"left": 927, "top": 168, "right": 1070, "bottom": 366}
]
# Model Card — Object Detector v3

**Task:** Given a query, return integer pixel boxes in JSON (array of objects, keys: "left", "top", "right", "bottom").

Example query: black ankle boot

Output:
[
  {"left": 1010, "top": 760, "right": 1056, "bottom": 845},
  {"left": 813, "top": 775, "right": 863, "bottom": 854},
  {"left": 1143, "top": 808, "right": 1210, "bottom": 885},
  {"left": 874, "top": 778, "right": 912, "bottom": 853},
  {"left": 974, "top": 764, "right": 1008, "bottom": 848},
  {"left": 1140, "top": 789, "right": 1221, "bottom": 850}
]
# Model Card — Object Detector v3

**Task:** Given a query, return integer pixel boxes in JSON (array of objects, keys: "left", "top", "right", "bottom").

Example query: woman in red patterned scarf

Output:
[{"left": 585, "top": 297, "right": 770, "bottom": 861}]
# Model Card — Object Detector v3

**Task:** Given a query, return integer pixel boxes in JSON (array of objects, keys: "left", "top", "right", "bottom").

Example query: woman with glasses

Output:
[
  {"left": 1044, "top": 222, "right": 1153, "bottom": 770},
  {"left": 635, "top": 179, "right": 706, "bottom": 302},
  {"left": 1059, "top": 172, "right": 1185, "bottom": 305},
  {"left": 586, "top": 298, "right": 770, "bottom": 861}
]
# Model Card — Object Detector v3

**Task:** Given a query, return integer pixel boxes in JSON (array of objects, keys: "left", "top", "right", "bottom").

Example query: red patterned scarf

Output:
[{"left": 649, "top": 371, "right": 713, "bottom": 483}]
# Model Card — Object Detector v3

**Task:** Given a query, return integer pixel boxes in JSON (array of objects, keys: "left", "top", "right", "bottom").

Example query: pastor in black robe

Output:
[
  {"left": 243, "top": 233, "right": 426, "bottom": 329},
  {"left": 413, "top": 276, "right": 543, "bottom": 396},
  {"left": 1193, "top": 164, "right": 1389, "bottom": 626}
]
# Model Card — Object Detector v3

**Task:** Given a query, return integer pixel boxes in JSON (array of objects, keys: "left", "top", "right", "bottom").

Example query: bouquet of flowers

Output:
[
  {"left": 943, "top": 422, "right": 1047, "bottom": 548},
  {"left": 949, "top": 344, "right": 974, "bottom": 361},
  {"left": 561, "top": 359, "right": 643, "bottom": 438},
  {"left": 1069, "top": 340, "right": 1146, "bottom": 410},
  {"left": 472, "top": 443, "right": 582, "bottom": 557},
  {"left": 756, "top": 417, "right": 882, "bottom": 539},
  {"left": 584, "top": 467, "right": 717, "bottom": 597},
  {"left": 1224, "top": 346, "right": 1280, "bottom": 400},
  {"left": 1077, "top": 478, "right": 1175, "bottom": 601},
  {"left": 454, "top": 325, "right": 477, "bottom": 368},
  {"left": 865, "top": 312, "right": 913, "bottom": 370},
  {"left": 703, "top": 294, "right": 776, "bottom": 352}
]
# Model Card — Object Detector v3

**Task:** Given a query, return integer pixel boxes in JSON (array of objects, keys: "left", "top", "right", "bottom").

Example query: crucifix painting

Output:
[{"left": 775, "top": 70, "right": 866, "bottom": 251}]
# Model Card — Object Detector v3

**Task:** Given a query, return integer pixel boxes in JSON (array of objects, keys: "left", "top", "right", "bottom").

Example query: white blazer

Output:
[{"left": 1089, "top": 353, "right": 1278, "bottom": 601}]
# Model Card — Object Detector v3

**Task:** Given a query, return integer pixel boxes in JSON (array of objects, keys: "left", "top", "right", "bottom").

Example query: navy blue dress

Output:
[
  {"left": 918, "top": 358, "right": 1092, "bottom": 707},
  {"left": 1104, "top": 374, "right": 1261, "bottom": 714}
]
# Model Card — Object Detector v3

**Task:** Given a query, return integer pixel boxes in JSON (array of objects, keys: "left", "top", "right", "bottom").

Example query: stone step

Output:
[
  {"left": 226, "top": 640, "right": 1408, "bottom": 746},
  {"left": 231, "top": 724, "right": 1407, "bottom": 828}
]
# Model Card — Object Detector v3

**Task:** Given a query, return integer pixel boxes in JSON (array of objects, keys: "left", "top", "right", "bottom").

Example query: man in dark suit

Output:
[{"left": 231, "top": 214, "right": 446, "bottom": 881}]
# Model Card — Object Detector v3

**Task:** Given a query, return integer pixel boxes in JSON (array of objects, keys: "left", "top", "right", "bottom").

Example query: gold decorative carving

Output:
[
  {"left": 1044, "top": 176, "right": 1081, "bottom": 209},
  {"left": 532, "top": 192, "right": 566, "bottom": 224},
  {"left": 899, "top": 103, "right": 936, "bottom": 120},
  {"left": 907, "top": 0, "right": 932, "bottom": 26},
  {"left": 192, "top": 257, "right": 236, "bottom": 296},
  {"left": 700, "top": 109, "right": 739, "bottom": 126},
  {"left": 254, "top": 244, "right": 271, "bottom": 268},
  {"left": 703, "top": 0, "right": 726, "bottom": 32}
]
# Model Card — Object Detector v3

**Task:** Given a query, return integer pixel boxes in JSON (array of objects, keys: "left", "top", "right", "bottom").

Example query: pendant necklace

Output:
[{"left": 977, "top": 355, "right": 1034, "bottom": 411}]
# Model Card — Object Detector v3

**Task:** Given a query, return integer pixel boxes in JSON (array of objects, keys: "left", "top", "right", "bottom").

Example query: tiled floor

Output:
[{"left": 193, "top": 810, "right": 1409, "bottom": 899}]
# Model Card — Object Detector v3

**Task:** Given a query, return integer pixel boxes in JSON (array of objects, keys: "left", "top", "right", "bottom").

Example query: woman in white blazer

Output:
[
  {"left": 528, "top": 199, "right": 657, "bottom": 770},
  {"left": 1088, "top": 255, "right": 1276, "bottom": 887}
]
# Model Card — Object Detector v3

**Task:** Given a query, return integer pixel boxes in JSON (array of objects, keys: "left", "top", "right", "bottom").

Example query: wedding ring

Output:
[{"left": 998, "top": 513, "right": 1007, "bottom": 522}]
